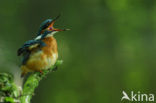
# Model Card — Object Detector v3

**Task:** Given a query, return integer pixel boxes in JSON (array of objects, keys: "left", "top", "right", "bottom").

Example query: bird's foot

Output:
[
  {"left": 40, "top": 70, "right": 43, "bottom": 74},
  {"left": 38, "top": 70, "right": 44, "bottom": 76}
]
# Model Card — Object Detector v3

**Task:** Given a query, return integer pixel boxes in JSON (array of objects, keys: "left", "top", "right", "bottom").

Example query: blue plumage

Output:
[
  {"left": 37, "top": 19, "right": 53, "bottom": 36},
  {"left": 17, "top": 40, "right": 46, "bottom": 64}
]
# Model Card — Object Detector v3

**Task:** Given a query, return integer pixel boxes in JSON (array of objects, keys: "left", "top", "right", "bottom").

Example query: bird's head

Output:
[{"left": 36, "top": 15, "right": 69, "bottom": 39}]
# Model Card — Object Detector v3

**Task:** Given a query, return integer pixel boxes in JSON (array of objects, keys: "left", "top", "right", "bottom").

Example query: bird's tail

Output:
[{"left": 20, "top": 65, "right": 29, "bottom": 77}]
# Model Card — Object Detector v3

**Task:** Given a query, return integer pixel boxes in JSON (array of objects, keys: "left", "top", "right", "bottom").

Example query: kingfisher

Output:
[{"left": 17, "top": 16, "right": 69, "bottom": 77}]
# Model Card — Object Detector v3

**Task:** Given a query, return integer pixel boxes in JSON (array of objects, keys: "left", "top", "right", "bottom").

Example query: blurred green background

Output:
[{"left": 0, "top": 0, "right": 156, "bottom": 103}]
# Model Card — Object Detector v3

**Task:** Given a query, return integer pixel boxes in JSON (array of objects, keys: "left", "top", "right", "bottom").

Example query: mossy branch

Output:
[{"left": 0, "top": 60, "right": 63, "bottom": 103}]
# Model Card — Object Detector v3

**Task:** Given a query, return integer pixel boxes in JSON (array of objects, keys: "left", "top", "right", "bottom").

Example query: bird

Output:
[{"left": 17, "top": 16, "right": 69, "bottom": 77}]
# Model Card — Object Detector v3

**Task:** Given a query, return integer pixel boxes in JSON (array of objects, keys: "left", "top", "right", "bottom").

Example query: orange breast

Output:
[
  {"left": 42, "top": 36, "right": 58, "bottom": 56},
  {"left": 23, "top": 36, "right": 58, "bottom": 72}
]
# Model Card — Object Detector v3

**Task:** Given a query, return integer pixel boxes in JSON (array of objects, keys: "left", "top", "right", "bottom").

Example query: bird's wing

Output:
[
  {"left": 17, "top": 40, "right": 46, "bottom": 64},
  {"left": 17, "top": 40, "right": 45, "bottom": 56}
]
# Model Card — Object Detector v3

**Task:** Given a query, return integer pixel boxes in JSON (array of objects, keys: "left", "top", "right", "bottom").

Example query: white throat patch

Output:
[{"left": 35, "top": 31, "right": 58, "bottom": 40}]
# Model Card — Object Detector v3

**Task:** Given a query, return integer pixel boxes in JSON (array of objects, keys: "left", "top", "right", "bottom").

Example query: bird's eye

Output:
[{"left": 49, "top": 27, "right": 53, "bottom": 30}]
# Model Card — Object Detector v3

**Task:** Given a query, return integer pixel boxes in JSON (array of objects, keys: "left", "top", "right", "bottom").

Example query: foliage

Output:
[{"left": 0, "top": 60, "right": 62, "bottom": 103}]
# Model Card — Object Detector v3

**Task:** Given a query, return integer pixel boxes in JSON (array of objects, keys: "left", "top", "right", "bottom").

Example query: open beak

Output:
[
  {"left": 53, "top": 28, "right": 70, "bottom": 31},
  {"left": 48, "top": 15, "right": 70, "bottom": 31}
]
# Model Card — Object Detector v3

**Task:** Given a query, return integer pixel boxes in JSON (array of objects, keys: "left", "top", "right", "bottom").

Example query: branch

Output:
[
  {"left": 0, "top": 60, "right": 63, "bottom": 103},
  {"left": 0, "top": 73, "right": 20, "bottom": 103}
]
